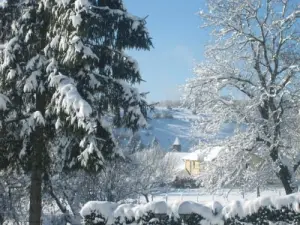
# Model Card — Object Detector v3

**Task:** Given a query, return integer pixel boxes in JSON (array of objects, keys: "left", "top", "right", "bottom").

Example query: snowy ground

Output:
[{"left": 146, "top": 187, "right": 288, "bottom": 205}]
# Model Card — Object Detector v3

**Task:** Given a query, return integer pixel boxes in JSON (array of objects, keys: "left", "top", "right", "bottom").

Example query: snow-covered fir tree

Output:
[{"left": 0, "top": 0, "right": 152, "bottom": 224}]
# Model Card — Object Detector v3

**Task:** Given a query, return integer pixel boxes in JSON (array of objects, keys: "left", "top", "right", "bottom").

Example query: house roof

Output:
[
  {"left": 182, "top": 146, "right": 223, "bottom": 162},
  {"left": 182, "top": 150, "right": 203, "bottom": 161}
]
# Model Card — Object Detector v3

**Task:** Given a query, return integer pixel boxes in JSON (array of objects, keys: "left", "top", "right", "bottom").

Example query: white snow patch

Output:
[
  {"left": 182, "top": 146, "right": 223, "bottom": 162},
  {"left": 0, "top": 94, "right": 10, "bottom": 110},
  {"left": 49, "top": 73, "right": 92, "bottom": 121},
  {"left": 70, "top": 13, "right": 82, "bottom": 28},
  {"left": 7, "top": 69, "right": 16, "bottom": 80},
  {"left": 132, "top": 20, "right": 140, "bottom": 31},
  {"left": 182, "top": 150, "right": 203, "bottom": 161},
  {"left": 113, "top": 204, "right": 135, "bottom": 223},
  {"left": 55, "top": 0, "right": 71, "bottom": 7},
  {"left": 223, "top": 193, "right": 300, "bottom": 219},
  {"left": 178, "top": 201, "right": 223, "bottom": 224},
  {"left": 143, "top": 201, "right": 168, "bottom": 214},
  {"left": 80, "top": 201, "right": 118, "bottom": 225}
]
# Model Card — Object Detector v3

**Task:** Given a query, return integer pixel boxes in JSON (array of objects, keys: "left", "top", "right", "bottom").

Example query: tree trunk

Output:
[
  {"left": 143, "top": 194, "right": 149, "bottom": 203},
  {"left": 29, "top": 88, "right": 46, "bottom": 225},
  {"left": 256, "top": 186, "right": 260, "bottom": 197},
  {"left": 29, "top": 166, "right": 42, "bottom": 225},
  {"left": 278, "top": 165, "right": 297, "bottom": 195},
  {"left": 269, "top": 145, "right": 297, "bottom": 195},
  {"left": 29, "top": 127, "right": 44, "bottom": 225}
]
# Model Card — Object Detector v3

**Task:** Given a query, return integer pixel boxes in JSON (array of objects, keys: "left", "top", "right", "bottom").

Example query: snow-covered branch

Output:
[{"left": 183, "top": 0, "right": 300, "bottom": 194}]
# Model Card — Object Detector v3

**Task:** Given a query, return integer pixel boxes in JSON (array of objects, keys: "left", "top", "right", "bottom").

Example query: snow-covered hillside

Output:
[
  {"left": 139, "top": 107, "right": 199, "bottom": 152},
  {"left": 139, "top": 107, "right": 238, "bottom": 152},
  {"left": 115, "top": 107, "right": 237, "bottom": 152}
]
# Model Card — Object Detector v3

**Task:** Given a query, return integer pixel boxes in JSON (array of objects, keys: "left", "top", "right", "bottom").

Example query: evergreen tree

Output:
[
  {"left": 0, "top": 0, "right": 152, "bottom": 224},
  {"left": 0, "top": 0, "right": 20, "bottom": 43},
  {"left": 150, "top": 136, "right": 159, "bottom": 149}
]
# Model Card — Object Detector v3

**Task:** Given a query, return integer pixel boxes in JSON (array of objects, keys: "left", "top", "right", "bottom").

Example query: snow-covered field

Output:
[{"left": 148, "top": 187, "right": 288, "bottom": 205}]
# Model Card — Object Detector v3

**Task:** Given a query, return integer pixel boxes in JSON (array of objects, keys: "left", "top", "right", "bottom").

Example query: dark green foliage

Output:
[
  {"left": 114, "top": 215, "right": 135, "bottom": 225},
  {"left": 168, "top": 215, "right": 181, "bottom": 225},
  {"left": 0, "top": 0, "right": 153, "bottom": 172},
  {"left": 0, "top": 1, "right": 152, "bottom": 224},
  {"left": 225, "top": 205, "right": 300, "bottom": 225},
  {"left": 81, "top": 197, "right": 300, "bottom": 225},
  {"left": 83, "top": 211, "right": 107, "bottom": 225},
  {"left": 180, "top": 213, "right": 204, "bottom": 225}
]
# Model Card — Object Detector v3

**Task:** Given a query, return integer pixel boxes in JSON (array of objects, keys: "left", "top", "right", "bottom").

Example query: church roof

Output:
[{"left": 173, "top": 137, "right": 180, "bottom": 145}]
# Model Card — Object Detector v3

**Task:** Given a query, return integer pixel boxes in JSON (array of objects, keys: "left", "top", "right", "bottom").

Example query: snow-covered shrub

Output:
[
  {"left": 136, "top": 202, "right": 169, "bottom": 225},
  {"left": 171, "top": 176, "right": 201, "bottom": 189},
  {"left": 176, "top": 201, "right": 223, "bottom": 225},
  {"left": 80, "top": 193, "right": 300, "bottom": 225},
  {"left": 114, "top": 204, "right": 135, "bottom": 225},
  {"left": 223, "top": 194, "right": 300, "bottom": 224},
  {"left": 80, "top": 201, "right": 118, "bottom": 225}
]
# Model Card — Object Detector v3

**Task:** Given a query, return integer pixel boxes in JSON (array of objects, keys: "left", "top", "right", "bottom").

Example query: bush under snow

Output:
[{"left": 80, "top": 193, "right": 300, "bottom": 225}]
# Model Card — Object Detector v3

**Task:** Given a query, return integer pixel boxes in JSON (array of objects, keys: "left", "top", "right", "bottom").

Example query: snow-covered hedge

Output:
[{"left": 80, "top": 193, "right": 300, "bottom": 225}]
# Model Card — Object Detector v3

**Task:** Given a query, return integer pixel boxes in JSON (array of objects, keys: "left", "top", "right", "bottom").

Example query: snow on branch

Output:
[
  {"left": 20, "top": 111, "right": 45, "bottom": 137},
  {"left": 183, "top": 0, "right": 300, "bottom": 194},
  {"left": 48, "top": 72, "right": 93, "bottom": 128},
  {"left": 117, "top": 80, "right": 147, "bottom": 127},
  {"left": 0, "top": 93, "right": 10, "bottom": 110},
  {"left": 0, "top": 37, "right": 20, "bottom": 69}
]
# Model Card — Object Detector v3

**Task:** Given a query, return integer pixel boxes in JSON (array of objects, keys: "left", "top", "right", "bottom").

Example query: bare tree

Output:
[
  {"left": 43, "top": 159, "right": 137, "bottom": 225},
  {"left": 38, "top": 145, "right": 177, "bottom": 224},
  {"left": 130, "top": 147, "right": 176, "bottom": 202},
  {"left": 183, "top": 0, "right": 300, "bottom": 194}
]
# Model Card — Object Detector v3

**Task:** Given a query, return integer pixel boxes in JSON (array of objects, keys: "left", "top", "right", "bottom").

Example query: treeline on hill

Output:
[{"left": 156, "top": 100, "right": 182, "bottom": 109}]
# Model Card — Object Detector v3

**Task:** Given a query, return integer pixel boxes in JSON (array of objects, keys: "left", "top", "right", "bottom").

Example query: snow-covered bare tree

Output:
[
  {"left": 130, "top": 147, "right": 176, "bottom": 202},
  {"left": 0, "top": 0, "right": 152, "bottom": 224},
  {"left": 44, "top": 159, "right": 136, "bottom": 224},
  {"left": 183, "top": 0, "right": 300, "bottom": 194}
]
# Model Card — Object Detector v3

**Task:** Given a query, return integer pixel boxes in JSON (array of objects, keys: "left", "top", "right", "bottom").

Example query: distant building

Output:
[
  {"left": 182, "top": 146, "right": 223, "bottom": 175},
  {"left": 164, "top": 146, "right": 223, "bottom": 176},
  {"left": 172, "top": 137, "right": 181, "bottom": 152}
]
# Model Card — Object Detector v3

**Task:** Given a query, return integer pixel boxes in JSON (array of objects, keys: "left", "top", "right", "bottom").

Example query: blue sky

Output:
[{"left": 124, "top": 0, "right": 210, "bottom": 102}]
